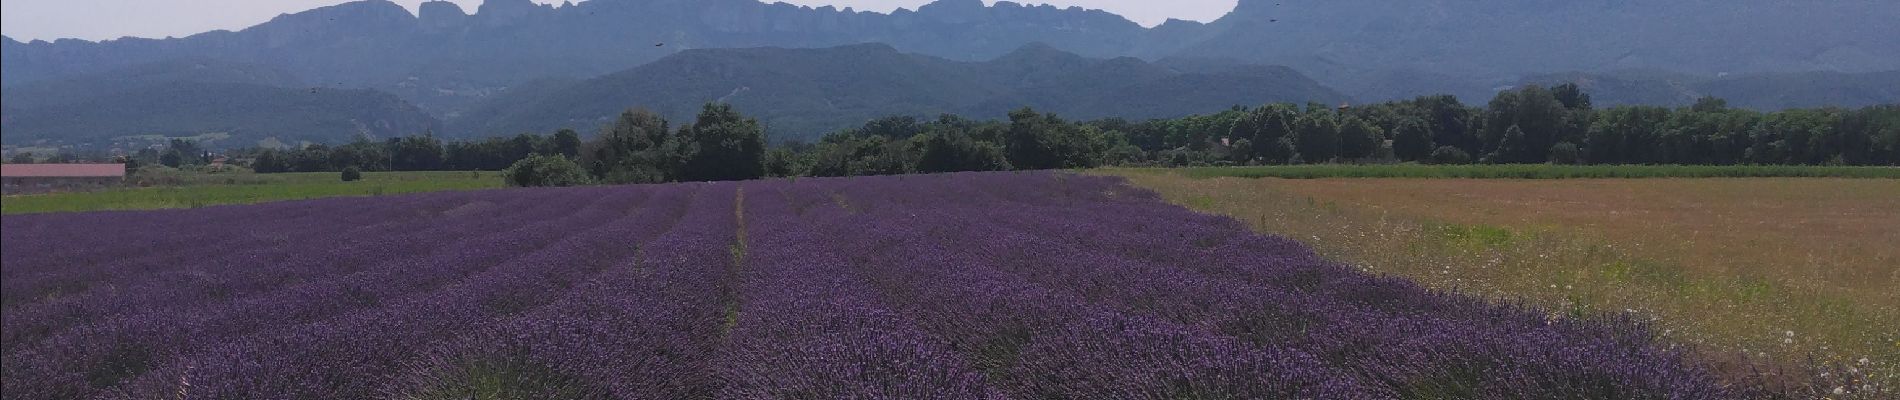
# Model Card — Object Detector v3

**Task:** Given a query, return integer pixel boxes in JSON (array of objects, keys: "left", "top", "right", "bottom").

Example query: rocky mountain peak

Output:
[{"left": 418, "top": 0, "right": 470, "bottom": 30}]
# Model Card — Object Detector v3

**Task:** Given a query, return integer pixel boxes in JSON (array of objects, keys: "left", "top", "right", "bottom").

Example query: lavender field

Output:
[{"left": 2, "top": 172, "right": 1729, "bottom": 399}]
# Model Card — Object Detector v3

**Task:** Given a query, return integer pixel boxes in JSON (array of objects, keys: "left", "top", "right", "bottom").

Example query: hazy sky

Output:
[{"left": 0, "top": 0, "right": 1239, "bottom": 42}]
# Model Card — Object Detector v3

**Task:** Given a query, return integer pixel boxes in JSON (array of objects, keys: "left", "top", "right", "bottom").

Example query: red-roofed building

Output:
[{"left": 2, "top": 163, "right": 127, "bottom": 194}]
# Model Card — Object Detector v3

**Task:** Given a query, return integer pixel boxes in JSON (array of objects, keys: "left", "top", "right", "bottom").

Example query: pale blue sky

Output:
[{"left": 0, "top": 0, "right": 1239, "bottom": 41}]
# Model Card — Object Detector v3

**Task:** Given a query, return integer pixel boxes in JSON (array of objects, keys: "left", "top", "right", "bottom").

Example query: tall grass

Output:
[{"left": 1172, "top": 164, "right": 1900, "bottom": 179}]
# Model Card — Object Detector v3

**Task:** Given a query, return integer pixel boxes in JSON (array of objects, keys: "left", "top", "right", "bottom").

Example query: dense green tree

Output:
[
  {"left": 340, "top": 167, "right": 363, "bottom": 182},
  {"left": 809, "top": 133, "right": 911, "bottom": 177},
  {"left": 1552, "top": 83, "right": 1594, "bottom": 110},
  {"left": 1489, "top": 125, "right": 1531, "bottom": 163},
  {"left": 503, "top": 154, "right": 589, "bottom": 187},
  {"left": 1482, "top": 85, "right": 1568, "bottom": 162},
  {"left": 1294, "top": 110, "right": 1341, "bottom": 162},
  {"left": 679, "top": 103, "right": 767, "bottom": 182},
  {"left": 253, "top": 149, "right": 290, "bottom": 173},
  {"left": 1585, "top": 106, "right": 1672, "bottom": 164},
  {"left": 917, "top": 130, "right": 1011, "bottom": 173},
  {"left": 1226, "top": 138, "right": 1255, "bottom": 164},
  {"left": 1549, "top": 142, "right": 1583, "bottom": 164},
  {"left": 763, "top": 147, "right": 807, "bottom": 177},
  {"left": 1257, "top": 137, "right": 1297, "bottom": 165},
  {"left": 1428, "top": 146, "right": 1473, "bottom": 165},
  {"left": 388, "top": 135, "right": 445, "bottom": 171},
  {"left": 1232, "top": 104, "right": 1296, "bottom": 149},
  {"left": 329, "top": 138, "right": 390, "bottom": 172},
  {"left": 1411, "top": 95, "right": 1479, "bottom": 154},
  {"left": 291, "top": 144, "right": 332, "bottom": 172},
  {"left": 1338, "top": 116, "right": 1384, "bottom": 160},
  {"left": 550, "top": 129, "right": 583, "bottom": 159},
  {"left": 1690, "top": 96, "right": 1729, "bottom": 113},
  {"left": 583, "top": 109, "right": 675, "bottom": 182},
  {"left": 1003, "top": 108, "right": 1107, "bottom": 170},
  {"left": 1391, "top": 118, "right": 1435, "bottom": 161}
]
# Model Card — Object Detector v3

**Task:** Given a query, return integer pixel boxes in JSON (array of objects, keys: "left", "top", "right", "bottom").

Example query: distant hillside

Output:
[
  {"left": 1522, "top": 70, "right": 1900, "bottom": 110},
  {"left": 449, "top": 43, "right": 1349, "bottom": 141},
  {"left": 5, "top": 0, "right": 1893, "bottom": 113},
  {"left": 1, "top": 61, "right": 439, "bottom": 148},
  {"left": 2, "top": 59, "right": 305, "bottom": 110},
  {"left": 1172, "top": 0, "right": 1900, "bottom": 101},
  {"left": 1700, "top": 71, "right": 1900, "bottom": 111}
]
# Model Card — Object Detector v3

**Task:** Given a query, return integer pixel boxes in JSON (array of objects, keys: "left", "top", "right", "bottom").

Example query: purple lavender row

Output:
[
  {"left": 846, "top": 171, "right": 1727, "bottom": 398},
  {"left": 0, "top": 189, "right": 455, "bottom": 275},
  {"left": 978, "top": 200, "right": 1721, "bottom": 398},
  {"left": 0, "top": 192, "right": 360, "bottom": 267},
  {"left": 781, "top": 176, "right": 1363, "bottom": 397},
  {"left": 1, "top": 190, "right": 564, "bottom": 355},
  {"left": 4, "top": 187, "right": 640, "bottom": 399},
  {"left": 0, "top": 192, "right": 467, "bottom": 309},
  {"left": 707, "top": 180, "right": 1000, "bottom": 399},
  {"left": 808, "top": 203, "right": 1364, "bottom": 398},
  {"left": 92, "top": 186, "right": 681, "bottom": 399},
  {"left": 378, "top": 183, "right": 729, "bottom": 399}
]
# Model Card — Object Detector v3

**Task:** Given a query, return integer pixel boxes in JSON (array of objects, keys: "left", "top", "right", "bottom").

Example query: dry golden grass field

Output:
[{"left": 1109, "top": 168, "right": 1899, "bottom": 393}]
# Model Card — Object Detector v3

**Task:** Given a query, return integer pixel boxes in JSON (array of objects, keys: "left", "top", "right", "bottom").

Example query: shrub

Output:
[
  {"left": 1429, "top": 146, "right": 1473, "bottom": 165},
  {"left": 340, "top": 167, "right": 364, "bottom": 182},
  {"left": 503, "top": 154, "right": 589, "bottom": 187},
  {"left": 1549, "top": 142, "right": 1584, "bottom": 165}
]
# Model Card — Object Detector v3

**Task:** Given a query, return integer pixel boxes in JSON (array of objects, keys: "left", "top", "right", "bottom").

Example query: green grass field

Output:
[
  {"left": 1166, "top": 164, "right": 1900, "bottom": 179},
  {"left": 3, "top": 171, "right": 502, "bottom": 214}
]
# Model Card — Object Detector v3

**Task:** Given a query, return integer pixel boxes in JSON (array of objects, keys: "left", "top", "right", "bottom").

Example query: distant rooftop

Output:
[{"left": 1, "top": 163, "right": 127, "bottom": 178}]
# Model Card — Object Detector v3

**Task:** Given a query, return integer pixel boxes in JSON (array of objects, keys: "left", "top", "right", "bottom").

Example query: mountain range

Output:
[
  {"left": 1, "top": 60, "right": 438, "bottom": 148},
  {"left": 451, "top": 43, "right": 1347, "bottom": 138},
  {"left": 3, "top": 0, "right": 1897, "bottom": 147}
]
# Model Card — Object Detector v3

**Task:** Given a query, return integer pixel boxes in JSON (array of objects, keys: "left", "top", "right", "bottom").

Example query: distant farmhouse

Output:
[{"left": 1, "top": 164, "right": 127, "bottom": 194}]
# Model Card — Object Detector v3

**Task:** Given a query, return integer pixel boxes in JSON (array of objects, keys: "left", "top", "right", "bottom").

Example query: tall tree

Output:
[
  {"left": 585, "top": 108, "right": 674, "bottom": 182},
  {"left": 1338, "top": 116, "right": 1384, "bottom": 160},
  {"left": 1391, "top": 118, "right": 1435, "bottom": 162},
  {"left": 1294, "top": 110, "right": 1341, "bottom": 162},
  {"left": 551, "top": 129, "right": 583, "bottom": 159},
  {"left": 1003, "top": 108, "right": 1106, "bottom": 170},
  {"left": 679, "top": 103, "right": 767, "bottom": 182},
  {"left": 917, "top": 130, "right": 1010, "bottom": 173},
  {"left": 388, "top": 134, "right": 445, "bottom": 171},
  {"left": 1482, "top": 85, "right": 1568, "bottom": 163},
  {"left": 1552, "top": 83, "right": 1594, "bottom": 110}
]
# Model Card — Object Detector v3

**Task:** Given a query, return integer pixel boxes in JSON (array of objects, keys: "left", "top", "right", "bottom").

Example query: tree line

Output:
[
  {"left": 246, "top": 130, "right": 583, "bottom": 173},
  {"left": 1106, "top": 84, "right": 1899, "bottom": 167},
  {"left": 47, "top": 84, "right": 1890, "bottom": 186}
]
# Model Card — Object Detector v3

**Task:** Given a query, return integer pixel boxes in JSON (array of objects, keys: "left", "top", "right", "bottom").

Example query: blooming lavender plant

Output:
[{"left": 0, "top": 172, "right": 1731, "bottom": 399}]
